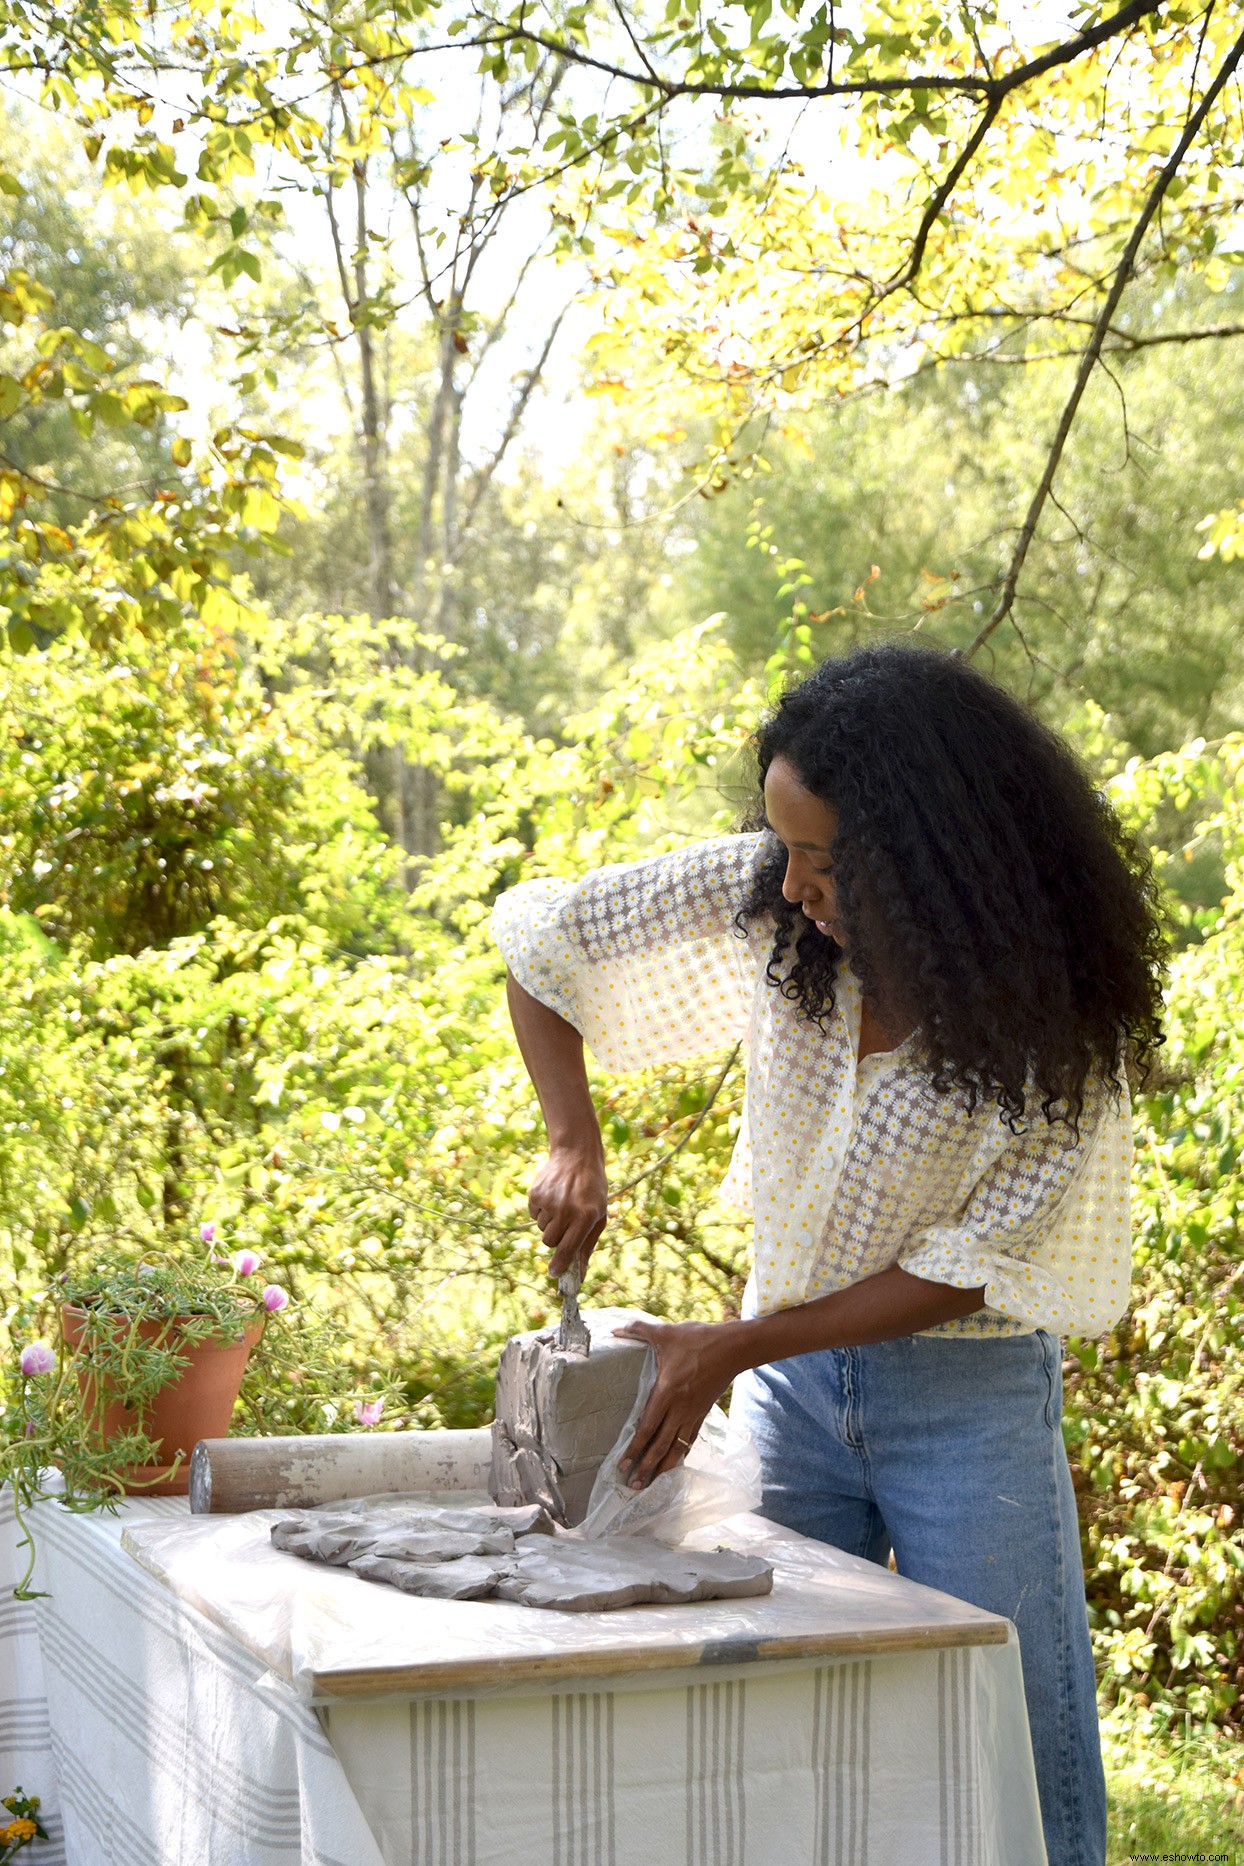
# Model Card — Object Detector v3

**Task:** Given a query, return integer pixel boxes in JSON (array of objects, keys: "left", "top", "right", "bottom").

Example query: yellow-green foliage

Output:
[
  {"left": 1067, "top": 741, "right": 1244, "bottom": 1731},
  {"left": 0, "top": 618, "right": 764, "bottom": 1431},
  {"left": 0, "top": 621, "right": 1241, "bottom": 1729},
  {"left": 1103, "top": 1708, "right": 1244, "bottom": 1862}
]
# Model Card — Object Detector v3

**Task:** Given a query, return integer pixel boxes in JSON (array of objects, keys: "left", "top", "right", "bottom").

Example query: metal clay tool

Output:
[{"left": 556, "top": 1261, "right": 591, "bottom": 1357}]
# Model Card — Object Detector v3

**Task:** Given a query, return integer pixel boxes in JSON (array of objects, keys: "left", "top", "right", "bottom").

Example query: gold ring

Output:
[{"left": 674, "top": 1434, "right": 692, "bottom": 1449}]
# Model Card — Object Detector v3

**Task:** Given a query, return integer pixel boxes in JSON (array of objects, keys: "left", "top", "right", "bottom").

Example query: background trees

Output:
[
  {"left": 1, "top": 0, "right": 1243, "bottom": 1820},
  {"left": 679, "top": 281, "right": 1244, "bottom": 751},
  {"left": 5, "top": 2, "right": 1244, "bottom": 675}
]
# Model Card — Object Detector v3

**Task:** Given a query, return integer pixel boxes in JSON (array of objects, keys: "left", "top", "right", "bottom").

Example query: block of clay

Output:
[
  {"left": 490, "top": 1307, "right": 653, "bottom": 1526},
  {"left": 494, "top": 1538, "right": 775, "bottom": 1613}
]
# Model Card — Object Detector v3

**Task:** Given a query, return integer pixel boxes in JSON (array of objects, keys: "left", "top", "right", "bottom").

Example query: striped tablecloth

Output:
[
  {"left": 0, "top": 1486, "right": 1047, "bottom": 1866},
  {"left": 320, "top": 1640, "right": 1040, "bottom": 1866},
  {"left": 0, "top": 1486, "right": 384, "bottom": 1866}
]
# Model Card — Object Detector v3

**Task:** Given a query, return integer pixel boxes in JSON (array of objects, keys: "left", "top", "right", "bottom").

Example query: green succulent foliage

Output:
[
  {"left": 64, "top": 1252, "right": 266, "bottom": 1333},
  {"left": 1, "top": 1239, "right": 401, "bottom": 1595},
  {"left": 3, "top": 1246, "right": 261, "bottom": 1595}
]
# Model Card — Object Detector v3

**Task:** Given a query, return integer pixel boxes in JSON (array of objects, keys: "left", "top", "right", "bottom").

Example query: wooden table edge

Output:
[{"left": 311, "top": 1614, "right": 1010, "bottom": 1698}]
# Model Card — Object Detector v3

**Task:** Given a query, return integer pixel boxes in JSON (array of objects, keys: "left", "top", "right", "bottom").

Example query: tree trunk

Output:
[{"left": 394, "top": 295, "right": 464, "bottom": 863}]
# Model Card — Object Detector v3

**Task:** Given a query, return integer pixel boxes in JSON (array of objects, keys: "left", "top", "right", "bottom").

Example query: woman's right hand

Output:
[{"left": 528, "top": 1144, "right": 609, "bottom": 1280}]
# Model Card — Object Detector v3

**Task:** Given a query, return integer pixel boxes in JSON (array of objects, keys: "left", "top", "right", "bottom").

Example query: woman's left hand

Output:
[{"left": 612, "top": 1318, "right": 750, "bottom": 1490}]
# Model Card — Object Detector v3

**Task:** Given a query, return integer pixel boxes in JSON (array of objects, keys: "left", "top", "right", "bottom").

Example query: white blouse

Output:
[{"left": 492, "top": 833, "right": 1133, "bottom": 1339}]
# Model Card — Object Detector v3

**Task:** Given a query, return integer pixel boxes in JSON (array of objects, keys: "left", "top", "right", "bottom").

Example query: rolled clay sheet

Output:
[
  {"left": 189, "top": 1428, "right": 494, "bottom": 1514},
  {"left": 268, "top": 1498, "right": 774, "bottom": 1612}
]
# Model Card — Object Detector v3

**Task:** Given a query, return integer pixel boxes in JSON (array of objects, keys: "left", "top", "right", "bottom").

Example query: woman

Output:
[{"left": 494, "top": 642, "right": 1165, "bottom": 1866}]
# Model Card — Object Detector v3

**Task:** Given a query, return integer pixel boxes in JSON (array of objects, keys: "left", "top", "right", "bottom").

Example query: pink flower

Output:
[
  {"left": 262, "top": 1284, "right": 289, "bottom": 1313},
  {"left": 20, "top": 1342, "right": 55, "bottom": 1377},
  {"left": 199, "top": 1222, "right": 217, "bottom": 1245},
  {"left": 354, "top": 1398, "right": 384, "bottom": 1428},
  {"left": 232, "top": 1249, "right": 261, "bottom": 1277}
]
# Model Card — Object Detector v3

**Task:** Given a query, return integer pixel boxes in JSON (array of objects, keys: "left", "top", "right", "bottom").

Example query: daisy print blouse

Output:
[{"left": 492, "top": 833, "right": 1133, "bottom": 1338}]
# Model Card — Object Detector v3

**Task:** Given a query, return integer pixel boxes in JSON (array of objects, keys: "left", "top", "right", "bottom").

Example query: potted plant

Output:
[
  {"left": 3, "top": 1227, "right": 400, "bottom": 1597},
  {"left": 58, "top": 1243, "right": 282, "bottom": 1494},
  {"left": 0, "top": 1228, "right": 292, "bottom": 1596}
]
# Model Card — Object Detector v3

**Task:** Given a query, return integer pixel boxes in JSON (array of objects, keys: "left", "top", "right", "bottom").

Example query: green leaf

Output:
[{"left": 91, "top": 391, "right": 128, "bottom": 429}]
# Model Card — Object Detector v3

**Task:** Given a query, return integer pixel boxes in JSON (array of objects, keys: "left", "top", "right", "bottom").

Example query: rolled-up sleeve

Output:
[
  {"left": 492, "top": 835, "right": 767, "bottom": 1072},
  {"left": 900, "top": 1079, "right": 1133, "bottom": 1336}
]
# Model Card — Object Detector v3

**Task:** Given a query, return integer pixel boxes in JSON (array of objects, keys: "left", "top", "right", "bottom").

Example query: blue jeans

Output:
[{"left": 732, "top": 1331, "right": 1105, "bottom": 1866}]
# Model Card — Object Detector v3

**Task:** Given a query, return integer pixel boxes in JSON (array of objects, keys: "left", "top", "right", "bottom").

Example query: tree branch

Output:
[
  {"left": 462, "top": 247, "right": 542, "bottom": 394},
  {"left": 459, "top": 298, "right": 573, "bottom": 536},
  {"left": 607, "top": 1045, "right": 742, "bottom": 1202},
  {"left": 965, "top": 21, "right": 1244, "bottom": 661},
  {"left": 860, "top": 95, "right": 1001, "bottom": 326},
  {"left": 474, "top": 0, "right": 1160, "bottom": 106},
  {"left": 609, "top": 0, "right": 661, "bottom": 86},
  {"left": 904, "top": 320, "right": 1244, "bottom": 375}
]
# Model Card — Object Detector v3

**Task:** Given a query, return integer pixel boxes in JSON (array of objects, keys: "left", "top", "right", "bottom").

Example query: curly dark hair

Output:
[{"left": 736, "top": 642, "right": 1166, "bottom": 1128}]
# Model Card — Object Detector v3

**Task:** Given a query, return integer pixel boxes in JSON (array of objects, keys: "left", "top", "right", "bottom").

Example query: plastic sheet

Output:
[
  {"left": 120, "top": 1428, "right": 1008, "bottom": 1709},
  {"left": 578, "top": 1350, "right": 763, "bottom": 1543}
]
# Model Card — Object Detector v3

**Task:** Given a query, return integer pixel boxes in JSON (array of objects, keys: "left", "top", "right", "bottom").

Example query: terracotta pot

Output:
[{"left": 62, "top": 1303, "right": 264, "bottom": 1495}]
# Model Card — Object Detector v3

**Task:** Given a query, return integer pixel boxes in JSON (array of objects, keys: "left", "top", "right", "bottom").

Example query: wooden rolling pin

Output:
[{"left": 188, "top": 1428, "right": 495, "bottom": 1513}]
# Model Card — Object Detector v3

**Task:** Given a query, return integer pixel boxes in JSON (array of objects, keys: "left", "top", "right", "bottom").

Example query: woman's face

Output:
[{"left": 763, "top": 755, "right": 848, "bottom": 950}]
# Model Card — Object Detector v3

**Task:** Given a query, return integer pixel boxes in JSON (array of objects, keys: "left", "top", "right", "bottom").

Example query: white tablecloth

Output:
[
  {"left": 0, "top": 1488, "right": 384, "bottom": 1866},
  {"left": 0, "top": 1486, "right": 1047, "bottom": 1866}
]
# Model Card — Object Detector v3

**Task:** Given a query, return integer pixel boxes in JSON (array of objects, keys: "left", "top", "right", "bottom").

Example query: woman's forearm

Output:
[
  {"left": 614, "top": 1265, "right": 988, "bottom": 1487},
  {"left": 727, "top": 1265, "right": 986, "bottom": 1376},
  {"left": 505, "top": 971, "right": 602, "bottom": 1156},
  {"left": 504, "top": 967, "right": 987, "bottom": 1340},
  {"left": 506, "top": 970, "right": 608, "bottom": 1276}
]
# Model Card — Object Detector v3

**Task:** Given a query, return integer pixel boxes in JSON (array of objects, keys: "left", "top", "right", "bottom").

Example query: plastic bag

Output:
[{"left": 576, "top": 1349, "right": 761, "bottom": 1544}]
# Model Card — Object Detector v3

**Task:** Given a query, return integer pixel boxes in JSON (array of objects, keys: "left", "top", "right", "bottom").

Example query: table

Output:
[{"left": 0, "top": 1461, "right": 1048, "bottom": 1865}]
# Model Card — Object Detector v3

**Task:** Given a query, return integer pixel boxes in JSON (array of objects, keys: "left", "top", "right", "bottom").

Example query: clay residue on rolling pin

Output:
[
  {"left": 189, "top": 1427, "right": 494, "bottom": 1513},
  {"left": 489, "top": 1307, "right": 653, "bottom": 1525}
]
